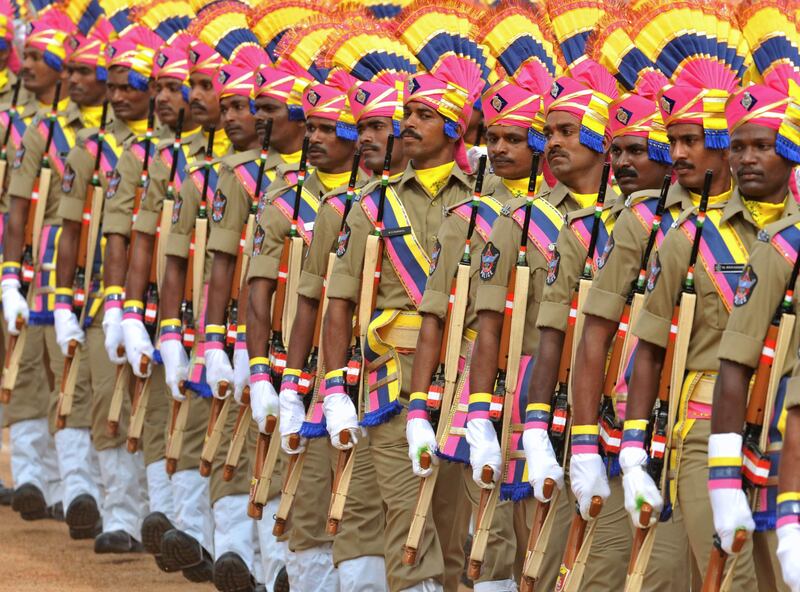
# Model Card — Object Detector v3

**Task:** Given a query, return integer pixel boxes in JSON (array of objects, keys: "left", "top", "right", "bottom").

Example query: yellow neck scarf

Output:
[
  {"left": 316, "top": 169, "right": 352, "bottom": 192},
  {"left": 209, "top": 128, "right": 230, "bottom": 158},
  {"left": 502, "top": 175, "right": 544, "bottom": 198},
  {"left": 127, "top": 118, "right": 149, "bottom": 137},
  {"left": 571, "top": 191, "right": 598, "bottom": 209},
  {"left": 689, "top": 184, "right": 733, "bottom": 208},
  {"left": 415, "top": 161, "right": 454, "bottom": 197},
  {"left": 743, "top": 196, "right": 786, "bottom": 228},
  {"left": 0, "top": 70, "right": 9, "bottom": 95},
  {"left": 80, "top": 104, "right": 104, "bottom": 129},
  {"left": 279, "top": 149, "right": 302, "bottom": 165}
]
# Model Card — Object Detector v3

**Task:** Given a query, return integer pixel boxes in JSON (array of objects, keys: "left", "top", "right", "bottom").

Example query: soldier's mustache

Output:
[{"left": 400, "top": 129, "right": 422, "bottom": 141}]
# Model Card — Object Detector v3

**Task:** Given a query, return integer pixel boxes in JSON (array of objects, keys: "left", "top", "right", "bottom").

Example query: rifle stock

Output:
[
  {"left": 248, "top": 414, "right": 278, "bottom": 519},
  {"left": 199, "top": 383, "right": 231, "bottom": 476}
]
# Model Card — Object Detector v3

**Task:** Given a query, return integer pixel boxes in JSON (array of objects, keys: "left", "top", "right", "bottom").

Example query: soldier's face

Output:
[
  {"left": 357, "top": 116, "right": 403, "bottom": 174},
  {"left": 65, "top": 61, "right": 106, "bottom": 107},
  {"left": 220, "top": 95, "right": 258, "bottom": 151},
  {"left": 667, "top": 123, "right": 730, "bottom": 193},
  {"left": 729, "top": 123, "right": 793, "bottom": 202},
  {"left": 155, "top": 77, "right": 193, "bottom": 130},
  {"left": 306, "top": 116, "right": 355, "bottom": 173},
  {"left": 21, "top": 47, "right": 60, "bottom": 96},
  {"left": 253, "top": 96, "right": 304, "bottom": 154},
  {"left": 486, "top": 124, "right": 534, "bottom": 180},
  {"left": 610, "top": 136, "right": 671, "bottom": 196},
  {"left": 544, "top": 111, "right": 606, "bottom": 187},
  {"left": 401, "top": 101, "right": 455, "bottom": 163},
  {"left": 107, "top": 66, "right": 151, "bottom": 122},
  {"left": 188, "top": 72, "right": 220, "bottom": 129}
]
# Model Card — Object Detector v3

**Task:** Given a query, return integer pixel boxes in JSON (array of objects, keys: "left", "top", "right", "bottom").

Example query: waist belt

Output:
[
  {"left": 373, "top": 310, "right": 422, "bottom": 351},
  {"left": 687, "top": 372, "right": 717, "bottom": 405}
]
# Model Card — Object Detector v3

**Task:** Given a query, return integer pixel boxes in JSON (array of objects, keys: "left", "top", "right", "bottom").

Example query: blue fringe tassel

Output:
[
  {"left": 185, "top": 380, "right": 212, "bottom": 398},
  {"left": 336, "top": 121, "right": 358, "bottom": 141},
  {"left": 648, "top": 140, "right": 672, "bottom": 165},
  {"left": 603, "top": 455, "right": 621, "bottom": 478},
  {"left": 579, "top": 126, "right": 605, "bottom": 153},
  {"left": 96, "top": 67, "right": 107, "bottom": 83},
  {"left": 299, "top": 418, "right": 327, "bottom": 439},
  {"left": 288, "top": 105, "right": 305, "bottom": 122},
  {"left": 776, "top": 135, "right": 800, "bottom": 166},
  {"left": 392, "top": 120, "right": 401, "bottom": 137},
  {"left": 434, "top": 450, "right": 469, "bottom": 465},
  {"left": 249, "top": 100, "right": 257, "bottom": 115},
  {"left": 43, "top": 51, "right": 63, "bottom": 73},
  {"left": 128, "top": 70, "right": 150, "bottom": 93},
  {"left": 153, "top": 349, "right": 163, "bottom": 365},
  {"left": 704, "top": 128, "right": 730, "bottom": 150},
  {"left": 181, "top": 86, "right": 190, "bottom": 103},
  {"left": 659, "top": 502, "right": 673, "bottom": 522},
  {"left": 500, "top": 481, "right": 533, "bottom": 502},
  {"left": 443, "top": 118, "right": 460, "bottom": 140},
  {"left": 754, "top": 511, "right": 775, "bottom": 533},
  {"left": 359, "top": 400, "right": 402, "bottom": 427},
  {"left": 28, "top": 311, "right": 54, "bottom": 326},
  {"left": 528, "top": 129, "right": 545, "bottom": 153}
]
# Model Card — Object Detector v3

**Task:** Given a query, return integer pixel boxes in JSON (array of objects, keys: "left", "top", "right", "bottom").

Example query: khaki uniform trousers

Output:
[
  {"left": 140, "top": 367, "right": 170, "bottom": 466},
  {"left": 209, "top": 399, "right": 260, "bottom": 504},
  {"left": 43, "top": 325, "right": 92, "bottom": 432},
  {"left": 2, "top": 324, "right": 50, "bottom": 426},
  {"left": 173, "top": 394, "right": 212, "bottom": 474}
]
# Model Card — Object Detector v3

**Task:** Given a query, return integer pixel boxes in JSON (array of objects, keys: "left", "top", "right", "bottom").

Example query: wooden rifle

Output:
[
  {"left": 56, "top": 101, "right": 110, "bottom": 429},
  {"left": 163, "top": 126, "right": 217, "bottom": 473},
  {"left": 404, "top": 154, "right": 487, "bottom": 566},
  {"left": 223, "top": 121, "right": 273, "bottom": 481},
  {"left": 555, "top": 162, "right": 612, "bottom": 592},
  {"left": 470, "top": 154, "right": 540, "bottom": 580},
  {"left": 600, "top": 175, "right": 671, "bottom": 459},
  {"left": 626, "top": 171, "right": 712, "bottom": 591},
  {"left": 1, "top": 81, "right": 61, "bottom": 403}
]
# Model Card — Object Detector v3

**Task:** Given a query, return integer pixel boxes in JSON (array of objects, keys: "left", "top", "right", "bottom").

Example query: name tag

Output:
[
  {"left": 714, "top": 263, "right": 745, "bottom": 274},
  {"left": 382, "top": 226, "right": 411, "bottom": 238}
]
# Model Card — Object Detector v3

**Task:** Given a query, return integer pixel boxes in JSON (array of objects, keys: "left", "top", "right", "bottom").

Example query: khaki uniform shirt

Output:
[
  {"left": 582, "top": 184, "right": 695, "bottom": 323},
  {"left": 632, "top": 189, "right": 798, "bottom": 372},
  {"left": 8, "top": 100, "right": 84, "bottom": 225},
  {"left": 475, "top": 183, "right": 591, "bottom": 356}
]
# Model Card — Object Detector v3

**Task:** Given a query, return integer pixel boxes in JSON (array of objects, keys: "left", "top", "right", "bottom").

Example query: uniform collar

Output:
[
  {"left": 726, "top": 187, "right": 800, "bottom": 226},
  {"left": 398, "top": 160, "right": 473, "bottom": 196}
]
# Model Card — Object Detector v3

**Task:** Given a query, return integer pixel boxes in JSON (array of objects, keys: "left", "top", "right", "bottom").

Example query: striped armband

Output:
[
  {"left": 621, "top": 419, "right": 649, "bottom": 450},
  {"left": 280, "top": 368, "right": 303, "bottom": 395},
  {"left": 235, "top": 324, "right": 247, "bottom": 350},
  {"left": 54, "top": 287, "right": 74, "bottom": 311},
  {"left": 159, "top": 319, "right": 182, "bottom": 342},
  {"left": 204, "top": 324, "right": 226, "bottom": 351},
  {"left": 249, "top": 357, "right": 271, "bottom": 383},
  {"left": 571, "top": 424, "right": 600, "bottom": 455},
  {"left": 123, "top": 299, "right": 144, "bottom": 321},
  {"left": 323, "top": 368, "right": 347, "bottom": 398},
  {"left": 707, "top": 455, "right": 743, "bottom": 491},
  {"left": 104, "top": 286, "right": 124, "bottom": 310},
  {"left": 777, "top": 492, "right": 800, "bottom": 528},
  {"left": 525, "top": 403, "right": 551, "bottom": 431},
  {"left": 467, "top": 392, "right": 492, "bottom": 421},
  {"left": 408, "top": 392, "right": 429, "bottom": 421},
  {"left": 1, "top": 261, "right": 20, "bottom": 282}
]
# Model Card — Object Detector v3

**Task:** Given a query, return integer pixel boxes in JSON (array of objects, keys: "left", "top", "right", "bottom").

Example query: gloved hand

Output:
[
  {"left": 121, "top": 317, "right": 154, "bottom": 378},
  {"left": 522, "top": 428, "right": 564, "bottom": 502},
  {"left": 204, "top": 347, "right": 233, "bottom": 398},
  {"left": 708, "top": 433, "right": 754, "bottom": 554},
  {"left": 232, "top": 348, "right": 249, "bottom": 403},
  {"left": 102, "top": 306, "right": 127, "bottom": 364},
  {"left": 406, "top": 417, "right": 438, "bottom": 478},
  {"left": 53, "top": 308, "right": 84, "bottom": 357},
  {"left": 570, "top": 453, "right": 611, "bottom": 520},
  {"left": 466, "top": 418, "right": 501, "bottom": 489},
  {"left": 323, "top": 392, "right": 362, "bottom": 450},
  {"left": 777, "top": 522, "right": 800, "bottom": 592},
  {"left": 1, "top": 278, "right": 28, "bottom": 335},
  {"left": 279, "top": 375, "right": 307, "bottom": 454},
  {"left": 620, "top": 446, "right": 662, "bottom": 527},
  {"left": 250, "top": 378, "right": 279, "bottom": 434},
  {"left": 160, "top": 339, "right": 189, "bottom": 401},
  {"left": 467, "top": 144, "right": 488, "bottom": 174}
]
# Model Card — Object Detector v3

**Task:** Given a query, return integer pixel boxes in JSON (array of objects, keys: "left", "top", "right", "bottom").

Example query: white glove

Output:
[
  {"left": 250, "top": 379, "right": 279, "bottom": 435},
  {"left": 467, "top": 144, "right": 488, "bottom": 174},
  {"left": 232, "top": 348, "right": 249, "bottom": 403},
  {"left": 620, "top": 446, "right": 663, "bottom": 527},
  {"left": 102, "top": 307, "right": 126, "bottom": 364},
  {"left": 569, "top": 453, "right": 611, "bottom": 520},
  {"left": 1, "top": 278, "right": 28, "bottom": 335},
  {"left": 323, "top": 392, "right": 362, "bottom": 450},
  {"left": 466, "top": 418, "right": 501, "bottom": 489},
  {"left": 204, "top": 347, "right": 233, "bottom": 398},
  {"left": 522, "top": 428, "right": 565, "bottom": 502},
  {"left": 406, "top": 417, "right": 438, "bottom": 478},
  {"left": 159, "top": 339, "right": 189, "bottom": 401},
  {"left": 121, "top": 317, "right": 154, "bottom": 378},
  {"left": 279, "top": 386, "right": 307, "bottom": 454},
  {"left": 777, "top": 523, "right": 800, "bottom": 592},
  {"left": 53, "top": 308, "right": 84, "bottom": 357},
  {"left": 708, "top": 433, "right": 754, "bottom": 554}
]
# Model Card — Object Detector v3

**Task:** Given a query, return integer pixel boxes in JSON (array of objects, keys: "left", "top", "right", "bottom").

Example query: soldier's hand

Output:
[
  {"left": 466, "top": 418, "right": 501, "bottom": 488},
  {"left": 406, "top": 417, "right": 438, "bottom": 478},
  {"left": 322, "top": 368, "right": 362, "bottom": 450},
  {"left": 522, "top": 427, "right": 564, "bottom": 502},
  {"left": 160, "top": 339, "right": 189, "bottom": 401},
  {"left": 121, "top": 317, "right": 154, "bottom": 377},
  {"left": 251, "top": 378, "right": 279, "bottom": 435},
  {"left": 53, "top": 308, "right": 85, "bottom": 356},
  {"left": 569, "top": 452, "right": 611, "bottom": 520},
  {"left": 708, "top": 433, "right": 754, "bottom": 553},
  {"left": 204, "top": 346, "right": 233, "bottom": 398},
  {"left": 278, "top": 371, "right": 307, "bottom": 454},
  {"left": 232, "top": 347, "right": 249, "bottom": 403},
  {"left": 777, "top": 522, "right": 800, "bottom": 592},
  {"left": 620, "top": 446, "right": 662, "bottom": 527},
  {"left": 1, "top": 278, "right": 28, "bottom": 334},
  {"left": 102, "top": 306, "right": 126, "bottom": 364}
]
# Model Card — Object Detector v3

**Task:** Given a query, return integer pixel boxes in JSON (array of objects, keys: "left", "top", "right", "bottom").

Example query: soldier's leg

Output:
[
  {"left": 581, "top": 475, "right": 632, "bottom": 590},
  {"left": 678, "top": 419, "right": 758, "bottom": 588},
  {"left": 753, "top": 529, "right": 790, "bottom": 592},
  {"left": 142, "top": 365, "right": 174, "bottom": 519},
  {"left": 635, "top": 503, "right": 692, "bottom": 592},
  {"left": 332, "top": 437, "right": 388, "bottom": 591},
  {"left": 431, "top": 461, "right": 470, "bottom": 591}
]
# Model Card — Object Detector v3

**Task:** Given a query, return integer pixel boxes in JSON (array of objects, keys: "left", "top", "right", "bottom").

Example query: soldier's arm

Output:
[
  {"left": 55, "top": 148, "right": 93, "bottom": 289},
  {"left": 102, "top": 152, "right": 141, "bottom": 290},
  {"left": 159, "top": 183, "right": 199, "bottom": 321},
  {"left": 5, "top": 127, "right": 45, "bottom": 265}
]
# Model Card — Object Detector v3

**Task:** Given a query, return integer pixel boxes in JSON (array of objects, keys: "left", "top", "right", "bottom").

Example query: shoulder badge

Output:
[
  {"left": 429, "top": 239, "right": 442, "bottom": 274},
  {"left": 172, "top": 193, "right": 183, "bottom": 225},
  {"left": 253, "top": 224, "right": 265, "bottom": 255},
  {"left": 12, "top": 146, "right": 24, "bottom": 169},
  {"left": 61, "top": 165, "right": 75, "bottom": 194},
  {"left": 105, "top": 170, "right": 121, "bottom": 199},
  {"left": 597, "top": 234, "right": 614, "bottom": 270},
  {"left": 336, "top": 222, "right": 351, "bottom": 258},
  {"left": 733, "top": 264, "right": 758, "bottom": 307},
  {"left": 646, "top": 252, "right": 662, "bottom": 292},
  {"left": 546, "top": 246, "right": 560, "bottom": 286},
  {"left": 757, "top": 229, "right": 770, "bottom": 242},
  {"left": 211, "top": 189, "right": 227, "bottom": 223},
  {"left": 480, "top": 242, "right": 500, "bottom": 280}
]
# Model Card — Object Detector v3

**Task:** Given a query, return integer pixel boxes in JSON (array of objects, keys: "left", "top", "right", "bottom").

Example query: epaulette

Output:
[
  {"left": 765, "top": 215, "right": 800, "bottom": 245},
  {"left": 446, "top": 194, "right": 477, "bottom": 214},
  {"left": 624, "top": 189, "right": 662, "bottom": 209}
]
